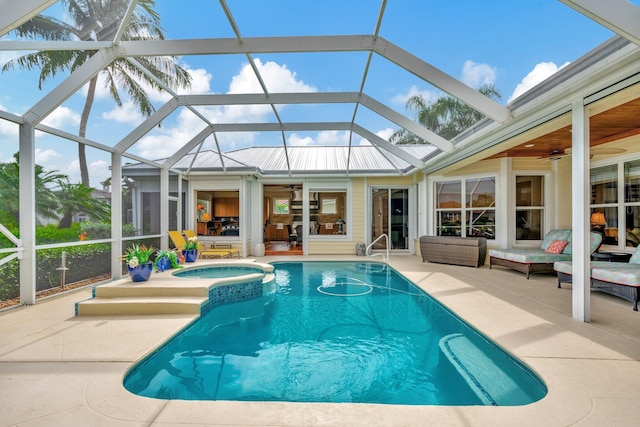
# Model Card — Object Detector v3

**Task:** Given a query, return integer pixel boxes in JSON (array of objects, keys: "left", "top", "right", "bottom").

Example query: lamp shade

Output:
[
  {"left": 201, "top": 212, "right": 211, "bottom": 222},
  {"left": 590, "top": 212, "right": 606, "bottom": 225}
]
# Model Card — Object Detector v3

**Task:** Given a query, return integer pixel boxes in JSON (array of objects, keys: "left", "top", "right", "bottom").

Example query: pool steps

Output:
[
  {"left": 439, "top": 333, "right": 542, "bottom": 406},
  {"left": 75, "top": 260, "right": 274, "bottom": 316}
]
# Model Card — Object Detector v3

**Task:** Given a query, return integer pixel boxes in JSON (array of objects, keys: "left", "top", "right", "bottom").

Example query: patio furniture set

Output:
[{"left": 420, "top": 229, "right": 640, "bottom": 311}]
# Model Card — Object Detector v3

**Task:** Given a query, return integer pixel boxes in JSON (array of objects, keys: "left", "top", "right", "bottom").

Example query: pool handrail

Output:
[{"left": 366, "top": 234, "right": 389, "bottom": 261}]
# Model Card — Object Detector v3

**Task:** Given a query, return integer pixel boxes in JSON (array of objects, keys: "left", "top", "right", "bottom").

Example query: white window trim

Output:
[
  {"left": 511, "top": 171, "right": 552, "bottom": 247},
  {"left": 429, "top": 173, "right": 497, "bottom": 240},
  {"left": 308, "top": 181, "right": 351, "bottom": 240}
]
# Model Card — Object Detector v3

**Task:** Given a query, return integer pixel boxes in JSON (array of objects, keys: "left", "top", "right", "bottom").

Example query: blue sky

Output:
[{"left": 0, "top": 1, "right": 616, "bottom": 186}]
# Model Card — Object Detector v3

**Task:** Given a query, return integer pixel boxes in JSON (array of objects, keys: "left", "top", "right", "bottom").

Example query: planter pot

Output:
[
  {"left": 182, "top": 249, "right": 198, "bottom": 263},
  {"left": 156, "top": 257, "right": 171, "bottom": 272},
  {"left": 127, "top": 262, "right": 153, "bottom": 282}
]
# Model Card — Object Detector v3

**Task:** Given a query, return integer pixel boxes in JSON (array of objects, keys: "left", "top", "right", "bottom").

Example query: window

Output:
[
  {"left": 435, "top": 177, "right": 495, "bottom": 239},
  {"left": 516, "top": 176, "right": 544, "bottom": 241},
  {"left": 591, "top": 164, "right": 618, "bottom": 245},
  {"left": 592, "top": 160, "right": 640, "bottom": 248},
  {"left": 310, "top": 190, "right": 347, "bottom": 236},
  {"left": 321, "top": 198, "right": 337, "bottom": 214},
  {"left": 274, "top": 198, "right": 290, "bottom": 214},
  {"left": 195, "top": 190, "right": 240, "bottom": 237}
]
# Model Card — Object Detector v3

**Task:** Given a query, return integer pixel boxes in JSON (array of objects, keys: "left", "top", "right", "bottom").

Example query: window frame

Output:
[
  {"left": 308, "top": 183, "right": 351, "bottom": 240},
  {"left": 432, "top": 175, "right": 497, "bottom": 240}
]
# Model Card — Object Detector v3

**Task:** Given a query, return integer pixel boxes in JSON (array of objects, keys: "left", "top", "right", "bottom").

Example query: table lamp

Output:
[
  {"left": 590, "top": 212, "right": 606, "bottom": 237},
  {"left": 336, "top": 218, "right": 345, "bottom": 233},
  {"left": 590, "top": 212, "right": 606, "bottom": 226}
]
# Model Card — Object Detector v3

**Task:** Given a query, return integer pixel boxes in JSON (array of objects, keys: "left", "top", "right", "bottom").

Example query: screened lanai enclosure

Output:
[{"left": 1, "top": 0, "right": 639, "bottom": 322}]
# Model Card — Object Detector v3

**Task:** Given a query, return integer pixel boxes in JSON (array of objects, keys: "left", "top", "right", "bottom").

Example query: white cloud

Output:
[
  {"left": 41, "top": 106, "right": 81, "bottom": 129},
  {"left": 135, "top": 59, "right": 318, "bottom": 157},
  {"left": 58, "top": 158, "right": 110, "bottom": 185},
  {"left": 391, "top": 85, "right": 439, "bottom": 106},
  {"left": 316, "top": 130, "right": 350, "bottom": 145},
  {"left": 34, "top": 148, "right": 61, "bottom": 165},
  {"left": 102, "top": 101, "right": 144, "bottom": 125},
  {"left": 0, "top": 50, "right": 24, "bottom": 68},
  {"left": 376, "top": 127, "right": 395, "bottom": 141},
  {"left": 461, "top": 60, "right": 496, "bottom": 88},
  {"left": 0, "top": 104, "right": 19, "bottom": 137},
  {"left": 508, "top": 61, "right": 570, "bottom": 103},
  {"left": 87, "top": 159, "right": 110, "bottom": 185},
  {"left": 89, "top": 63, "right": 212, "bottom": 105},
  {"left": 229, "top": 58, "right": 316, "bottom": 94},
  {"left": 288, "top": 134, "right": 314, "bottom": 146},
  {"left": 358, "top": 127, "right": 395, "bottom": 146},
  {"left": 183, "top": 67, "right": 213, "bottom": 95}
]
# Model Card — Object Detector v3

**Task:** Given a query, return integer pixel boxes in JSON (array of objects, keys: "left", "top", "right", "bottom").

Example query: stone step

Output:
[
  {"left": 76, "top": 296, "right": 207, "bottom": 316},
  {"left": 94, "top": 282, "right": 209, "bottom": 298}
]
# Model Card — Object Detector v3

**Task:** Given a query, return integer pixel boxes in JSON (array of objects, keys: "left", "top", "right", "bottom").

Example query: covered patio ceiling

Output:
[{"left": 0, "top": 1, "right": 639, "bottom": 177}]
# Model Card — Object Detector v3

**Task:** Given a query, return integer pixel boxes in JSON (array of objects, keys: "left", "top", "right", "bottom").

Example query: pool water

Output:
[{"left": 124, "top": 261, "right": 547, "bottom": 405}]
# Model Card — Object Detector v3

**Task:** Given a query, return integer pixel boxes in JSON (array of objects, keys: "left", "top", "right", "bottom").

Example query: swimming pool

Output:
[{"left": 124, "top": 261, "right": 547, "bottom": 405}]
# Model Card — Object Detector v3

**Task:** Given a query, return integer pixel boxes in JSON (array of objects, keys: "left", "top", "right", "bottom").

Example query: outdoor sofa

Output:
[
  {"left": 489, "top": 229, "right": 602, "bottom": 279},
  {"left": 554, "top": 247, "right": 640, "bottom": 311}
]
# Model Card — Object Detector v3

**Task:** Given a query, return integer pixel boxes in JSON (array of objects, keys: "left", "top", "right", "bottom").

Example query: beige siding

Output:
[
  {"left": 442, "top": 159, "right": 501, "bottom": 176},
  {"left": 366, "top": 175, "right": 415, "bottom": 185},
  {"left": 556, "top": 157, "right": 573, "bottom": 228},
  {"left": 512, "top": 158, "right": 553, "bottom": 171}
]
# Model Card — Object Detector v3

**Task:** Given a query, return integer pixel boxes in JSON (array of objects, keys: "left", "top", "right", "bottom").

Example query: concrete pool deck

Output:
[{"left": 1, "top": 255, "right": 639, "bottom": 426}]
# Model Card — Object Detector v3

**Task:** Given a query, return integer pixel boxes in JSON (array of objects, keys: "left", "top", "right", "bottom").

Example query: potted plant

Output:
[
  {"left": 182, "top": 236, "right": 200, "bottom": 262},
  {"left": 154, "top": 249, "right": 183, "bottom": 272},
  {"left": 121, "top": 244, "right": 156, "bottom": 282}
]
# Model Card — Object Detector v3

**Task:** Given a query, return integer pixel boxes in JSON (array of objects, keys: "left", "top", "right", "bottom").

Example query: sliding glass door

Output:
[{"left": 371, "top": 188, "right": 409, "bottom": 250}]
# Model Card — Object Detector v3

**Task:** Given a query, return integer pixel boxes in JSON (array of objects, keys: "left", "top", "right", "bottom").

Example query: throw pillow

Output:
[{"left": 545, "top": 239, "right": 568, "bottom": 254}]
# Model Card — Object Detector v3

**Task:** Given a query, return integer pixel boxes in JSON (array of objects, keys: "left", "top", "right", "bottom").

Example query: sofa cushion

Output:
[
  {"left": 503, "top": 249, "right": 571, "bottom": 264},
  {"left": 563, "top": 232, "right": 602, "bottom": 255},
  {"left": 553, "top": 260, "right": 627, "bottom": 275},
  {"left": 629, "top": 246, "right": 640, "bottom": 264},
  {"left": 541, "top": 229, "right": 571, "bottom": 250},
  {"left": 488, "top": 248, "right": 508, "bottom": 259},
  {"left": 545, "top": 240, "right": 568, "bottom": 254},
  {"left": 591, "top": 266, "right": 640, "bottom": 287}
]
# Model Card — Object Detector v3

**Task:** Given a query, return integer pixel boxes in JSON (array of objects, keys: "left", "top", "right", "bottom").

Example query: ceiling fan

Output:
[{"left": 539, "top": 147, "right": 626, "bottom": 160}]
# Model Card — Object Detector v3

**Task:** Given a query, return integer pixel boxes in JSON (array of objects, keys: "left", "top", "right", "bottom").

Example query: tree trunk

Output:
[
  {"left": 58, "top": 211, "right": 73, "bottom": 229},
  {"left": 78, "top": 76, "right": 98, "bottom": 186}
]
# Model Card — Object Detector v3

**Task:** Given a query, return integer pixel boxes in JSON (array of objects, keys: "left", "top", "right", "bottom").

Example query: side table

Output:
[{"left": 591, "top": 252, "right": 632, "bottom": 263}]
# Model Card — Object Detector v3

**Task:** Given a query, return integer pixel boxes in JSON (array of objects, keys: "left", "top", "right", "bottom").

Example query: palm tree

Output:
[
  {"left": 3, "top": 0, "right": 192, "bottom": 186},
  {"left": 0, "top": 154, "right": 68, "bottom": 223},
  {"left": 391, "top": 84, "right": 502, "bottom": 144},
  {"left": 56, "top": 182, "right": 111, "bottom": 228}
]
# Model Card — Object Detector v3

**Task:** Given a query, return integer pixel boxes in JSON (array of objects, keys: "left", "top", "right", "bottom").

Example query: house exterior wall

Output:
[{"left": 306, "top": 176, "right": 417, "bottom": 255}]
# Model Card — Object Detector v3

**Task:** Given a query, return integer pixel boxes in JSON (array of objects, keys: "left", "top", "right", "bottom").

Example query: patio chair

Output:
[{"left": 168, "top": 230, "right": 231, "bottom": 259}]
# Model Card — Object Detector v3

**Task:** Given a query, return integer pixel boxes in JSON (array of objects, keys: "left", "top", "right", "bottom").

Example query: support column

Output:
[
  {"left": 160, "top": 166, "right": 169, "bottom": 249},
  {"left": 571, "top": 100, "right": 591, "bottom": 322},
  {"left": 111, "top": 152, "right": 123, "bottom": 280},
  {"left": 499, "top": 157, "right": 513, "bottom": 248},
  {"left": 18, "top": 123, "right": 36, "bottom": 305}
]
